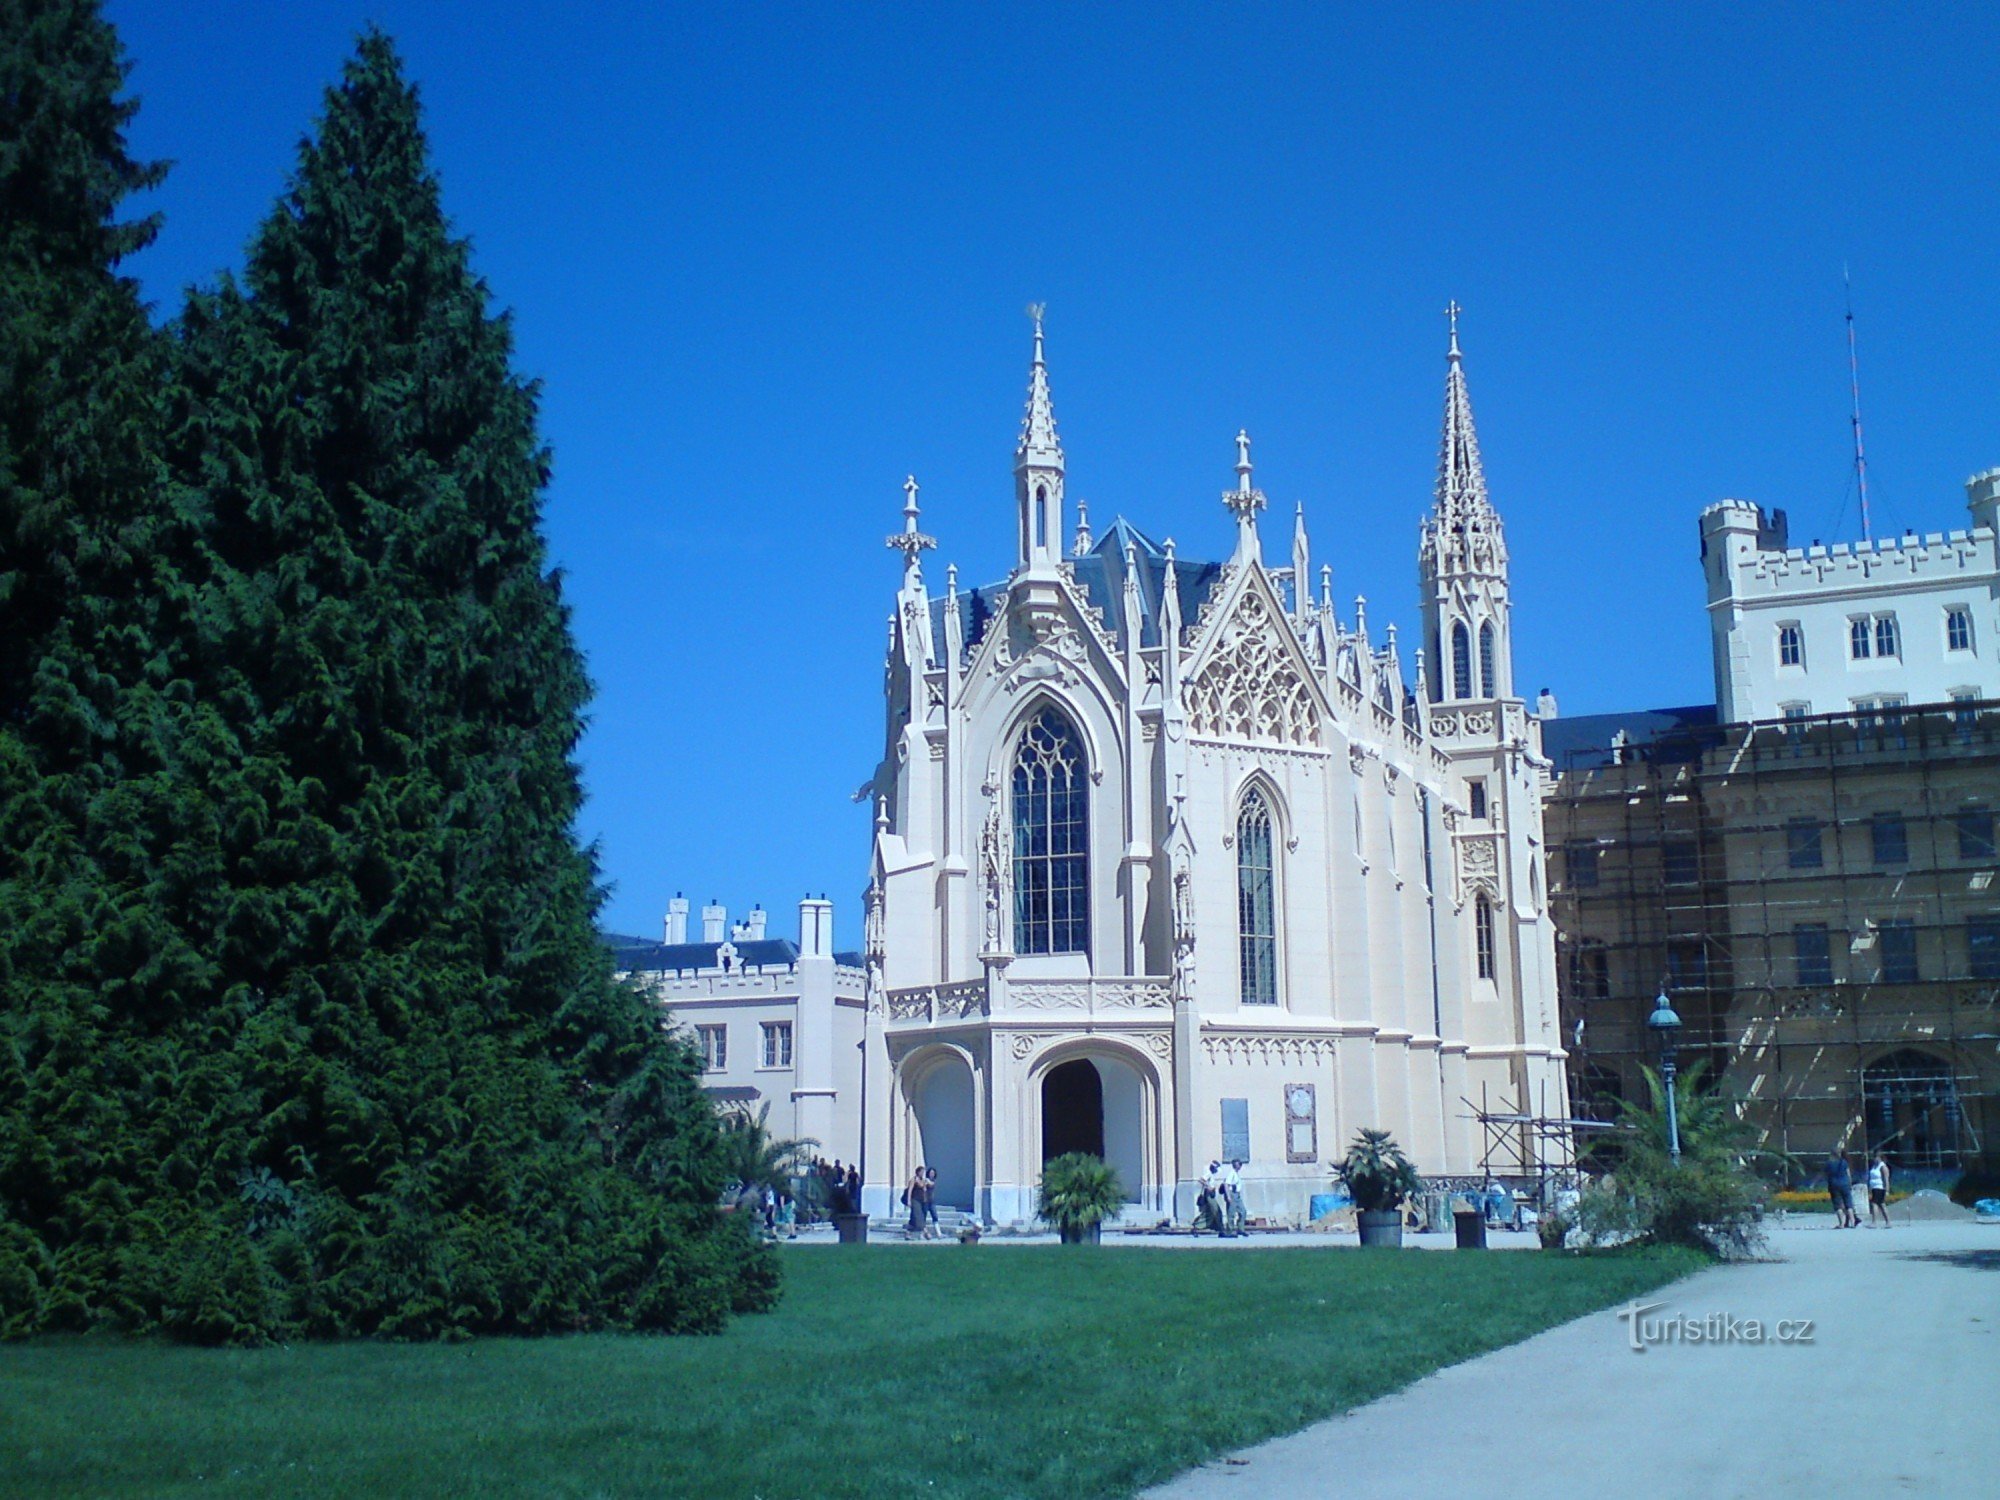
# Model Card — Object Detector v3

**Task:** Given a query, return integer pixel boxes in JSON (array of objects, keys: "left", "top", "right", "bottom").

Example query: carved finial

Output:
[
  {"left": 1223, "top": 429, "right": 1267, "bottom": 550},
  {"left": 946, "top": 561, "right": 958, "bottom": 603},
  {"left": 875, "top": 796, "right": 890, "bottom": 834},
  {"left": 1446, "top": 299, "right": 1462, "bottom": 358},
  {"left": 886, "top": 473, "right": 936, "bottom": 574},
  {"left": 1319, "top": 563, "right": 1333, "bottom": 611},
  {"left": 1073, "top": 497, "right": 1092, "bottom": 557},
  {"left": 1354, "top": 594, "right": 1368, "bottom": 639},
  {"left": 1235, "top": 429, "right": 1253, "bottom": 490}
]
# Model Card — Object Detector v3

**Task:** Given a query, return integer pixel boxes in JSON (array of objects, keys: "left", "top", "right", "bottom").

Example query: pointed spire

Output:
[
  {"left": 886, "top": 474, "right": 936, "bottom": 581},
  {"left": 1290, "top": 502, "right": 1310, "bottom": 625},
  {"left": 1319, "top": 562, "right": 1333, "bottom": 615},
  {"left": 1223, "top": 429, "right": 1267, "bottom": 561},
  {"left": 1016, "top": 303, "right": 1063, "bottom": 471},
  {"left": 1073, "top": 497, "right": 1093, "bottom": 557},
  {"left": 1425, "top": 302, "right": 1507, "bottom": 574}
]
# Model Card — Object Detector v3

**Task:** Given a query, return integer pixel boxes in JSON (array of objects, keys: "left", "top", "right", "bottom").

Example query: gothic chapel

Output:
[{"left": 858, "top": 311, "right": 1567, "bottom": 1225}]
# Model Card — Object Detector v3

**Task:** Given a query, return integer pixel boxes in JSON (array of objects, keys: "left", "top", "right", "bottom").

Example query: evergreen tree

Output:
[
  {"left": 0, "top": 0, "right": 193, "bottom": 1336},
  {"left": 1, "top": 17, "right": 776, "bottom": 1341}
]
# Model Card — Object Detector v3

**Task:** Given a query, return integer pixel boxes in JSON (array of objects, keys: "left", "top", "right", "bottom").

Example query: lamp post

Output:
[{"left": 1647, "top": 988, "right": 1683, "bottom": 1164}]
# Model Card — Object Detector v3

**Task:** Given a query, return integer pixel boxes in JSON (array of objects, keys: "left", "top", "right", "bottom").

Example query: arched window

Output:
[
  {"left": 1478, "top": 622, "right": 1496, "bottom": 698},
  {"left": 1237, "top": 788, "right": 1278, "bottom": 1004},
  {"left": 1475, "top": 894, "right": 1496, "bottom": 979},
  {"left": 1452, "top": 622, "right": 1472, "bottom": 699},
  {"left": 1863, "top": 1049, "right": 1962, "bottom": 1168},
  {"left": 1012, "top": 706, "right": 1089, "bottom": 954}
]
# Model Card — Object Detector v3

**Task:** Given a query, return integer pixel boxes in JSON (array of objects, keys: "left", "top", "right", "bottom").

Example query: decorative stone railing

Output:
[
  {"left": 1004, "top": 976, "right": 1172, "bottom": 1015},
  {"left": 886, "top": 979, "right": 990, "bottom": 1023},
  {"left": 883, "top": 974, "right": 1172, "bottom": 1024}
]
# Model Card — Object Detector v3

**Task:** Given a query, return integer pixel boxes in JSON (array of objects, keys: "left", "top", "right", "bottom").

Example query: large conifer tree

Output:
[{"left": 2, "top": 16, "right": 773, "bottom": 1341}]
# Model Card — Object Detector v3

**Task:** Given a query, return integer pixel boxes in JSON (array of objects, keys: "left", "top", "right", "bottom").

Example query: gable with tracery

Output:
[{"left": 1184, "top": 584, "right": 1323, "bottom": 746}]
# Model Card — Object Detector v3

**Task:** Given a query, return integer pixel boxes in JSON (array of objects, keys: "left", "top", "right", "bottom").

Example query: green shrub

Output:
[
  {"left": 1574, "top": 1063, "right": 1767, "bottom": 1260},
  {"left": 1037, "top": 1153, "right": 1124, "bottom": 1236},
  {"left": 1335, "top": 1129, "right": 1422, "bottom": 1213}
]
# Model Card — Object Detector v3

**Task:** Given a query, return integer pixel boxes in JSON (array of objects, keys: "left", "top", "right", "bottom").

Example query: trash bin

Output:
[
  {"left": 834, "top": 1212, "right": 869, "bottom": 1245},
  {"left": 1454, "top": 1209, "right": 1487, "bottom": 1250}
]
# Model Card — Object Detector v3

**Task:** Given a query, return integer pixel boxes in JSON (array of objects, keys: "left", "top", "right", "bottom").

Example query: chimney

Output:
[
  {"left": 664, "top": 893, "right": 688, "bottom": 945},
  {"left": 747, "top": 905, "right": 767, "bottom": 941},
  {"left": 799, "top": 895, "right": 834, "bottom": 959},
  {"left": 701, "top": 900, "right": 726, "bottom": 944}
]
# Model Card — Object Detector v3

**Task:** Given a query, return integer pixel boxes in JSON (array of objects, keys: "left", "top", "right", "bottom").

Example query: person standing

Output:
[
  {"left": 1825, "top": 1149, "right": 1855, "bottom": 1228},
  {"left": 1221, "top": 1159, "right": 1246, "bottom": 1237},
  {"left": 923, "top": 1166, "right": 941, "bottom": 1238},
  {"left": 844, "top": 1162, "right": 861, "bottom": 1219},
  {"left": 905, "top": 1167, "right": 927, "bottom": 1237},
  {"left": 1867, "top": 1152, "right": 1893, "bottom": 1227}
]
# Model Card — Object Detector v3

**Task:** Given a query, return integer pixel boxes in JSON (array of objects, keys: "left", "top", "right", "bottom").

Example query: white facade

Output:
[
  {"left": 1702, "top": 472, "right": 2000, "bottom": 723},
  {"left": 617, "top": 897, "right": 867, "bottom": 1168},
  {"left": 856, "top": 312, "right": 1567, "bottom": 1227}
]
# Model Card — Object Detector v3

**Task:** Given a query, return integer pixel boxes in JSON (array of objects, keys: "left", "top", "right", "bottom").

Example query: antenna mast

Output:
[{"left": 1845, "top": 266, "right": 1872, "bottom": 541}]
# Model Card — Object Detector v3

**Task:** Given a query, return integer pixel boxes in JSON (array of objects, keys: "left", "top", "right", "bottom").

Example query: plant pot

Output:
[
  {"left": 1356, "top": 1209, "right": 1403, "bottom": 1248},
  {"left": 833, "top": 1212, "right": 869, "bottom": 1245},
  {"left": 1058, "top": 1222, "right": 1102, "bottom": 1245}
]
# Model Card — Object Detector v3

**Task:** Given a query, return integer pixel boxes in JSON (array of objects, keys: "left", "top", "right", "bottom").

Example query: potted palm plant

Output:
[
  {"left": 1037, "top": 1152, "right": 1124, "bottom": 1244},
  {"left": 1336, "top": 1128, "right": 1422, "bottom": 1248}
]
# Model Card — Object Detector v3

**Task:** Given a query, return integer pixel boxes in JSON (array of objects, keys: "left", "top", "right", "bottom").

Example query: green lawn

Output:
[{"left": 1, "top": 1242, "right": 1702, "bottom": 1498}]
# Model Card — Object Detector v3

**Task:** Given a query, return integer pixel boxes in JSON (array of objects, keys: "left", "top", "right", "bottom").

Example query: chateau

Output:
[
  {"left": 853, "top": 313, "right": 1568, "bottom": 1225},
  {"left": 1548, "top": 470, "right": 2000, "bottom": 1172}
]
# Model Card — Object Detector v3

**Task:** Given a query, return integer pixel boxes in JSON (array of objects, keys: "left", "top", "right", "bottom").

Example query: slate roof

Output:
[
  {"left": 606, "top": 935, "right": 803, "bottom": 974},
  {"left": 1541, "top": 704, "right": 1721, "bottom": 774},
  {"left": 929, "top": 520, "right": 1225, "bottom": 654}
]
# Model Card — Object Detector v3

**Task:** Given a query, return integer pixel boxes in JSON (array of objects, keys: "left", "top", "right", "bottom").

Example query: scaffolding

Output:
[{"left": 1545, "top": 697, "right": 2000, "bottom": 1181}]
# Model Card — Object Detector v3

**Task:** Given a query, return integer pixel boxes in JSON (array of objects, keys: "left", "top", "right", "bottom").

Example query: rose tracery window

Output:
[{"left": 1012, "top": 707, "right": 1089, "bottom": 955}]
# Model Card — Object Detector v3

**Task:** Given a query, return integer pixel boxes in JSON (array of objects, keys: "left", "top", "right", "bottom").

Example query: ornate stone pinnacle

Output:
[{"left": 886, "top": 473, "right": 936, "bottom": 564}]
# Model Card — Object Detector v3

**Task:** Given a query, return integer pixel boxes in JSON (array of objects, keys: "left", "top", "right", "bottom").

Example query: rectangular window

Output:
[
  {"left": 1566, "top": 942, "right": 1610, "bottom": 1001},
  {"left": 1878, "top": 920, "right": 1918, "bottom": 984},
  {"left": 1475, "top": 897, "right": 1496, "bottom": 979},
  {"left": 1778, "top": 622, "right": 1803, "bottom": 667},
  {"left": 1468, "top": 779, "right": 1488, "bottom": 820},
  {"left": 1849, "top": 617, "right": 1872, "bottom": 660},
  {"left": 1794, "top": 923, "right": 1833, "bottom": 986},
  {"left": 1874, "top": 614, "right": 1900, "bottom": 659},
  {"left": 1871, "top": 813, "right": 1908, "bottom": 866},
  {"left": 697, "top": 1024, "right": 727, "bottom": 1071},
  {"left": 1971, "top": 918, "right": 2000, "bottom": 981},
  {"left": 1957, "top": 807, "right": 1997, "bottom": 860},
  {"left": 1662, "top": 840, "right": 1699, "bottom": 887},
  {"left": 1566, "top": 841, "right": 1600, "bottom": 889},
  {"left": 1666, "top": 940, "right": 1707, "bottom": 991},
  {"left": 760, "top": 1020, "right": 793, "bottom": 1068},
  {"left": 1952, "top": 690, "right": 1979, "bottom": 731},
  {"left": 1220, "top": 1098, "right": 1251, "bottom": 1162},
  {"left": 1946, "top": 606, "right": 1974, "bottom": 653},
  {"left": 1786, "top": 818, "right": 1823, "bottom": 869}
]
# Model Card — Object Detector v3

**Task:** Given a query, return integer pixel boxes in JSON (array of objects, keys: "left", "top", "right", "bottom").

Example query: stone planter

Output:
[
  {"left": 1058, "top": 1222, "right": 1102, "bottom": 1245},
  {"left": 1356, "top": 1209, "right": 1403, "bottom": 1248},
  {"left": 833, "top": 1212, "right": 869, "bottom": 1245}
]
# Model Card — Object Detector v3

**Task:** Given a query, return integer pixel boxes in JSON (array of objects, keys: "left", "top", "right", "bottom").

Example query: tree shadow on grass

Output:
[{"left": 1894, "top": 1249, "right": 2000, "bottom": 1273}]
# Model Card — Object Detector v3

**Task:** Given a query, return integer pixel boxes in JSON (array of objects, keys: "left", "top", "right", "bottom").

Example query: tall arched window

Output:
[
  {"left": 1478, "top": 622, "right": 1496, "bottom": 697},
  {"left": 1012, "top": 707, "right": 1089, "bottom": 954},
  {"left": 1863, "top": 1049, "right": 1962, "bottom": 1168},
  {"left": 1237, "top": 788, "right": 1278, "bottom": 1004},
  {"left": 1474, "top": 894, "right": 1496, "bottom": 979},
  {"left": 1452, "top": 622, "right": 1472, "bottom": 699}
]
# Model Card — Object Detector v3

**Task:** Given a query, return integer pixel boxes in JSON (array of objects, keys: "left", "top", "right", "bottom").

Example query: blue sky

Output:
[{"left": 109, "top": 3, "right": 2000, "bottom": 945}]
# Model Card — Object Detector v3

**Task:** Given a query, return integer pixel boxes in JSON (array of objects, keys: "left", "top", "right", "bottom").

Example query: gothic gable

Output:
[{"left": 1183, "top": 569, "right": 1326, "bottom": 747}]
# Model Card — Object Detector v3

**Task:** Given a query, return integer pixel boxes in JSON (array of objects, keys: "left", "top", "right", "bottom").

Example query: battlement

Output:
[{"left": 1735, "top": 523, "right": 1990, "bottom": 592}]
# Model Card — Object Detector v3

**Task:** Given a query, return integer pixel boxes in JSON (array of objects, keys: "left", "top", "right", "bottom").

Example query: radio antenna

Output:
[{"left": 1845, "top": 265, "right": 1872, "bottom": 542}]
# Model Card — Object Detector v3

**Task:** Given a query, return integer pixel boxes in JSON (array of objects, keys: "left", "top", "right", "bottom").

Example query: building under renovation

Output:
[{"left": 1544, "top": 472, "right": 2000, "bottom": 1177}]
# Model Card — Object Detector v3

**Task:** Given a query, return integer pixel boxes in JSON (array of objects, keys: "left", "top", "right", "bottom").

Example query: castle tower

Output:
[
  {"left": 1419, "top": 304, "right": 1512, "bottom": 703},
  {"left": 1015, "top": 306, "right": 1065, "bottom": 574}
]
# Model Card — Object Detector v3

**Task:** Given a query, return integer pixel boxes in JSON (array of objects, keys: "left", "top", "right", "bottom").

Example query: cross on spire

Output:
[
  {"left": 1445, "top": 299, "right": 1462, "bottom": 358},
  {"left": 886, "top": 474, "right": 936, "bottom": 575}
]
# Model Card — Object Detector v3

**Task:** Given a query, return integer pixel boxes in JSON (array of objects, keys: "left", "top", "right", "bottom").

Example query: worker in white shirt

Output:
[{"left": 1221, "top": 1159, "right": 1246, "bottom": 1237}]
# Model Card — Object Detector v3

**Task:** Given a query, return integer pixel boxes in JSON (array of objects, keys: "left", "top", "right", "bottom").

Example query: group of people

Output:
[
  {"left": 1197, "top": 1159, "right": 1249, "bottom": 1237},
  {"left": 1823, "top": 1148, "right": 1894, "bottom": 1228},
  {"left": 903, "top": 1166, "right": 942, "bottom": 1237},
  {"left": 810, "top": 1157, "right": 863, "bottom": 1219}
]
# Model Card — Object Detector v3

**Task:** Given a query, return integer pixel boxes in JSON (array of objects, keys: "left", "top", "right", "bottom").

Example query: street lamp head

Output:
[{"left": 1647, "top": 989, "right": 1682, "bottom": 1034}]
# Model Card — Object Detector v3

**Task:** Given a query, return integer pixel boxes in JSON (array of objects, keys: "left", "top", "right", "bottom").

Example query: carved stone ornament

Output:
[
  {"left": 1142, "top": 1031, "right": 1173, "bottom": 1059},
  {"left": 1009, "top": 1032, "right": 1044, "bottom": 1060},
  {"left": 1183, "top": 586, "right": 1322, "bottom": 746},
  {"left": 980, "top": 805, "right": 1011, "bottom": 954}
]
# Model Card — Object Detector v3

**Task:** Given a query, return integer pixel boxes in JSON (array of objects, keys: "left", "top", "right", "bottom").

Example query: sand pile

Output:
[{"left": 1895, "top": 1189, "right": 1975, "bottom": 1223}]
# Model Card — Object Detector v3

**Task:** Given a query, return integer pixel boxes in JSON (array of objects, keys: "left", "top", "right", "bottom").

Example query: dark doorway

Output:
[{"left": 1043, "top": 1059, "right": 1104, "bottom": 1161}]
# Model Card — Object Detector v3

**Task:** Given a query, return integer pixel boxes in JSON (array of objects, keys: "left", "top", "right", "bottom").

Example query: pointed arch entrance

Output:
[
  {"left": 1035, "top": 1050, "right": 1152, "bottom": 1209},
  {"left": 905, "top": 1048, "right": 978, "bottom": 1211}
]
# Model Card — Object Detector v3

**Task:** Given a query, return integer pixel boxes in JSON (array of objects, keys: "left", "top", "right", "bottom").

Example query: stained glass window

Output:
[
  {"left": 1012, "top": 707, "right": 1090, "bottom": 954},
  {"left": 1238, "top": 789, "right": 1278, "bottom": 1004}
]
